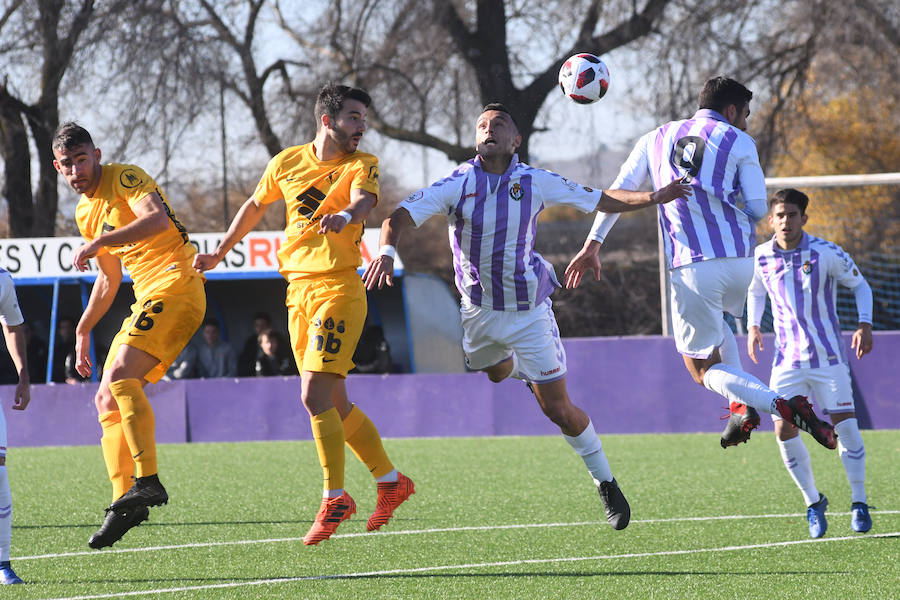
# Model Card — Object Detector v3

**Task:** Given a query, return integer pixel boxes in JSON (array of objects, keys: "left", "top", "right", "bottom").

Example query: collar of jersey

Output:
[{"left": 473, "top": 152, "right": 520, "bottom": 177}]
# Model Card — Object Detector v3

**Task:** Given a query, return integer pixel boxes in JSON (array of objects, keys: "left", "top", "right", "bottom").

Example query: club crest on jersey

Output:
[
  {"left": 802, "top": 261, "right": 812, "bottom": 274},
  {"left": 509, "top": 182, "right": 524, "bottom": 201},
  {"left": 119, "top": 169, "right": 143, "bottom": 189}
]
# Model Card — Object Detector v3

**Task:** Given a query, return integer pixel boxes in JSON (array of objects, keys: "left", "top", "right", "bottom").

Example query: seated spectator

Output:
[
  {"left": 165, "top": 343, "right": 198, "bottom": 380},
  {"left": 238, "top": 312, "right": 272, "bottom": 376},
  {"left": 196, "top": 318, "right": 237, "bottom": 378},
  {"left": 254, "top": 329, "right": 298, "bottom": 377},
  {"left": 351, "top": 323, "right": 392, "bottom": 374},
  {"left": 52, "top": 316, "right": 88, "bottom": 384},
  {"left": 23, "top": 322, "right": 49, "bottom": 383}
]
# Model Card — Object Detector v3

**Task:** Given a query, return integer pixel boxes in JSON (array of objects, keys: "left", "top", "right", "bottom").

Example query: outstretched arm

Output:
[
  {"left": 363, "top": 207, "right": 416, "bottom": 290},
  {"left": 594, "top": 178, "right": 692, "bottom": 213},
  {"left": 194, "top": 196, "right": 269, "bottom": 272}
]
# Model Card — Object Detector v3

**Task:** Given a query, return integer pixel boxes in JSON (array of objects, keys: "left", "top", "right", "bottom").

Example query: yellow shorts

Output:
[
  {"left": 286, "top": 271, "right": 367, "bottom": 376},
  {"left": 105, "top": 275, "right": 206, "bottom": 383}
]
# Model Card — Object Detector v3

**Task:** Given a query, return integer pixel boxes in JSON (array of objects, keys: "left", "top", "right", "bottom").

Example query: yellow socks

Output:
[
  {"left": 98, "top": 410, "right": 135, "bottom": 501},
  {"left": 311, "top": 408, "right": 345, "bottom": 493},
  {"left": 343, "top": 405, "right": 394, "bottom": 479},
  {"left": 108, "top": 378, "right": 157, "bottom": 478}
]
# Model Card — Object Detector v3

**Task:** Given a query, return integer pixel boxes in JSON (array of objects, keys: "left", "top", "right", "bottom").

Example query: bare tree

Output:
[{"left": 0, "top": 0, "right": 99, "bottom": 237}]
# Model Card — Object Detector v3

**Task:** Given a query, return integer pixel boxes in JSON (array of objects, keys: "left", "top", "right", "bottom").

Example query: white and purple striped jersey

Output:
[
  {"left": 611, "top": 109, "right": 767, "bottom": 270},
  {"left": 0, "top": 269, "right": 23, "bottom": 327},
  {"left": 747, "top": 233, "right": 873, "bottom": 369},
  {"left": 399, "top": 154, "right": 602, "bottom": 311}
]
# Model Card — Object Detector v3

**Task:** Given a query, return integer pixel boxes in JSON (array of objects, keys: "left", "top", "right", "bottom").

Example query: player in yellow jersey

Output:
[
  {"left": 52, "top": 123, "right": 206, "bottom": 549},
  {"left": 194, "top": 84, "right": 413, "bottom": 545}
]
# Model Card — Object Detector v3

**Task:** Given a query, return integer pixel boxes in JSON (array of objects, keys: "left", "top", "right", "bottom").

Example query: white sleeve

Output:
[
  {"left": 852, "top": 280, "right": 874, "bottom": 325},
  {"left": 399, "top": 175, "right": 462, "bottom": 228},
  {"left": 736, "top": 136, "right": 767, "bottom": 221},
  {"left": 532, "top": 169, "right": 605, "bottom": 213},
  {"left": 610, "top": 133, "right": 651, "bottom": 191},
  {"left": 746, "top": 258, "right": 767, "bottom": 327},
  {"left": 587, "top": 212, "right": 620, "bottom": 244},
  {"left": 0, "top": 273, "right": 24, "bottom": 327}
]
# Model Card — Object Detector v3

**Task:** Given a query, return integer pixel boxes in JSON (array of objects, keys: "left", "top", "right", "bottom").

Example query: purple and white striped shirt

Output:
[
  {"left": 747, "top": 233, "right": 871, "bottom": 369},
  {"left": 400, "top": 154, "right": 601, "bottom": 311},
  {"left": 611, "top": 109, "right": 767, "bottom": 270}
]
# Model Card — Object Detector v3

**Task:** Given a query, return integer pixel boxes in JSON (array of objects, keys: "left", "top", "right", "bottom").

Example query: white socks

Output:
[
  {"left": 718, "top": 321, "right": 742, "bottom": 368},
  {"left": 703, "top": 363, "right": 779, "bottom": 414},
  {"left": 0, "top": 466, "right": 10, "bottom": 562},
  {"left": 563, "top": 421, "right": 613, "bottom": 487},
  {"left": 376, "top": 469, "right": 399, "bottom": 484},
  {"left": 777, "top": 436, "right": 819, "bottom": 506},
  {"left": 835, "top": 418, "right": 867, "bottom": 503}
]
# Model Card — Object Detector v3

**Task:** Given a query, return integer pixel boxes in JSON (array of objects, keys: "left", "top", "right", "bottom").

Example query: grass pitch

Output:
[{"left": 5, "top": 430, "right": 898, "bottom": 599}]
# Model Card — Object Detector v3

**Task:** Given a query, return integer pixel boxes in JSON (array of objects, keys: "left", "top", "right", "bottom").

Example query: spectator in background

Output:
[
  {"left": 238, "top": 312, "right": 272, "bottom": 376},
  {"left": 52, "top": 316, "right": 88, "bottom": 384},
  {"left": 351, "top": 323, "right": 392, "bottom": 374},
  {"left": 196, "top": 319, "right": 236, "bottom": 378},
  {"left": 254, "top": 329, "right": 298, "bottom": 377},
  {"left": 23, "top": 322, "right": 48, "bottom": 384},
  {"left": 165, "top": 343, "right": 198, "bottom": 380}
]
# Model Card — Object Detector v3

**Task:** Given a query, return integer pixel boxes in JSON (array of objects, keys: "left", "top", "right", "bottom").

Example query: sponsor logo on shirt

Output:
[
  {"left": 405, "top": 190, "right": 424, "bottom": 203},
  {"left": 509, "top": 182, "right": 524, "bottom": 201},
  {"left": 119, "top": 168, "right": 143, "bottom": 189},
  {"left": 560, "top": 177, "right": 578, "bottom": 191},
  {"left": 583, "top": 186, "right": 594, "bottom": 193}
]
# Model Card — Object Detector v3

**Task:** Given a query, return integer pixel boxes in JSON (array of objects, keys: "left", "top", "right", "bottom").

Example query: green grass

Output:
[{"left": 5, "top": 430, "right": 899, "bottom": 599}]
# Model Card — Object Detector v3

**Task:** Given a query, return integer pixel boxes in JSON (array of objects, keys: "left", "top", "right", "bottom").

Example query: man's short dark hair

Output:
[
  {"left": 314, "top": 83, "right": 371, "bottom": 126},
  {"left": 52, "top": 122, "right": 94, "bottom": 152},
  {"left": 698, "top": 77, "right": 753, "bottom": 114},
  {"left": 203, "top": 318, "right": 221, "bottom": 329},
  {"left": 769, "top": 188, "right": 809, "bottom": 215},
  {"left": 252, "top": 312, "right": 271, "bottom": 323},
  {"left": 481, "top": 102, "right": 518, "bottom": 129}
]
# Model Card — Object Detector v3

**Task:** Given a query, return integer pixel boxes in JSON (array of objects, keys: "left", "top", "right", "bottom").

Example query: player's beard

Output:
[{"left": 332, "top": 126, "right": 360, "bottom": 154}]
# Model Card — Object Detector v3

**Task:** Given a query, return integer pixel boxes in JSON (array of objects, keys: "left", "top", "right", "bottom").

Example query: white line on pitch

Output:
[
  {"left": 16, "top": 509, "right": 900, "bottom": 561},
  {"left": 40, "top": 532, "right": 900, "bottom": 600}
]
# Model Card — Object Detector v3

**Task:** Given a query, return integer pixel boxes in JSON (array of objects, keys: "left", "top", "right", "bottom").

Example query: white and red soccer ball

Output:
[{"left": 558, "top": 53, "right": 610, "bottom": 104}]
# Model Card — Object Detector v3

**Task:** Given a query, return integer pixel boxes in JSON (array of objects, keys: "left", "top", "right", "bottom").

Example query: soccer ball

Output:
[{"left": 558, "top": 53, "right": 610, "bottom": 104}]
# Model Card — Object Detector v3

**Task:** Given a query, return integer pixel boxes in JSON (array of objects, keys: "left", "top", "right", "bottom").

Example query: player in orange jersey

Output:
[
  {"left": 52, "top": 123, "right": 206, "bottom": 549},
  {"left": 193, "top": 84, "right": 413, "bottom": 545}
]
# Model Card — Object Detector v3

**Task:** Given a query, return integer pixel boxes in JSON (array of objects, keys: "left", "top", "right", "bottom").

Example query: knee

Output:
[
  {"left": 689, "top": 369, "right": 706, "bottom": 386},
  {"left": 94, "top": 386, "right": 117, "bottom": 414},
  {"left": 0, "top": 456, "right": 5, "bottom": 466}
]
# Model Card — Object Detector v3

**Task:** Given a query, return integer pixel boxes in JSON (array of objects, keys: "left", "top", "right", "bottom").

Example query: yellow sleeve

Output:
[
  {"left": 353, "top": 155, "right": 380, "bottom": 201},
  {"left": 115, "top": 165, "right": 159, "bottom": 209},
  {"left": 253, "top": 154, "right": 284, "bottom": 205}
]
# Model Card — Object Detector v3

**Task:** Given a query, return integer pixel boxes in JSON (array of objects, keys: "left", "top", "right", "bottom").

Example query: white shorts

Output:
[
  {"left": 460, "top": 298, "right": 566, "bottom": 384},
  {"left": 769, "top": 363, "right": 854, "bottom": 419},
  {"left": 670, "top": 257, "right": 753, "bottom": 359}
]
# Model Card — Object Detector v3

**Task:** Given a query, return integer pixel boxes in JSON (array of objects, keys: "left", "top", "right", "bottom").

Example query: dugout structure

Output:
[{"left": 0, "top": 229, "right": 465, "bottom": 383}]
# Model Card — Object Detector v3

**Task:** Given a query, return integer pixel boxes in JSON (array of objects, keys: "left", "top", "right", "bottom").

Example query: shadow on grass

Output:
[{"left": 16, "top": 516, "right": 429, "bottom": 530}]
